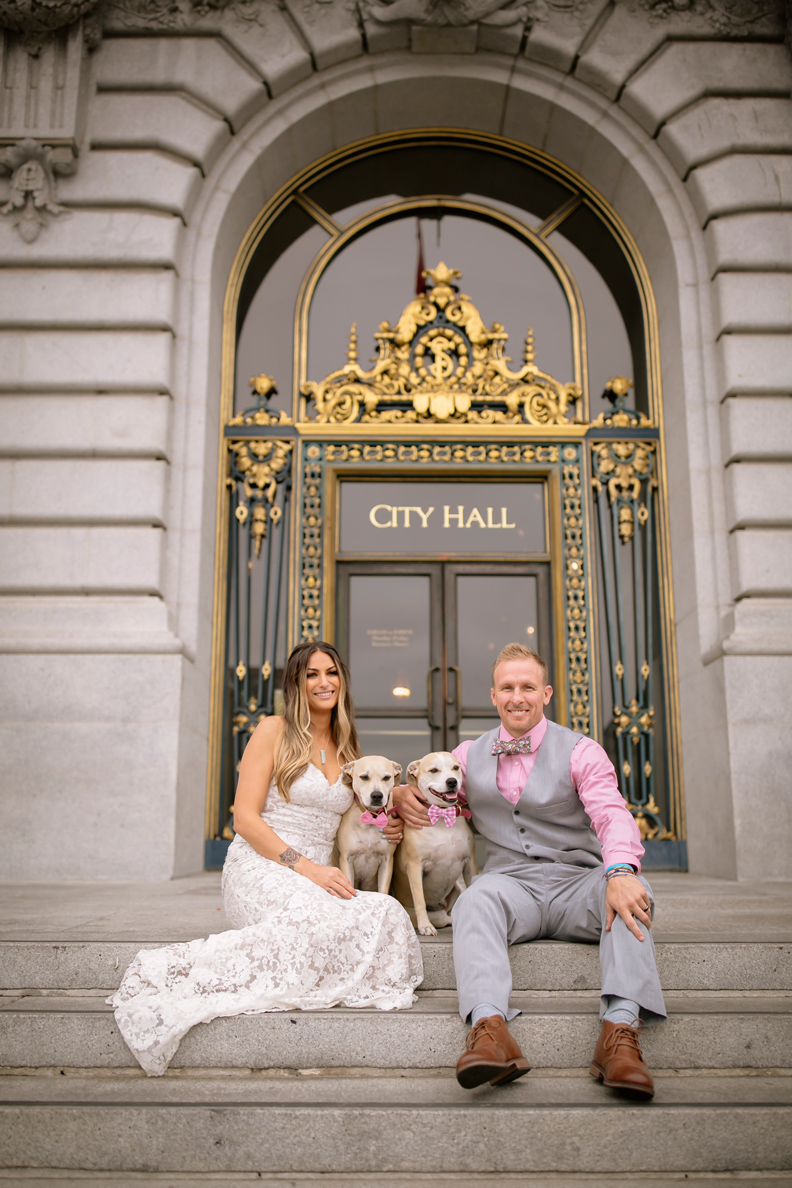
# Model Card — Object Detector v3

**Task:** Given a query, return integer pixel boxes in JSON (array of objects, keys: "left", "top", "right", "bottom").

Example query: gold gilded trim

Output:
[
  {"left": 538, "top": 194, "right": 584, "bottom": 240},
  {"left": 301, "top": 261, "right": 582, "bottom": 427},
  {"left": 305, "top": 445, "right": 574, "bottom": 731},
  {"left": 295, "top": 422, "right": 589, "bottom": 439},
  {"left": 294, "top": 191, "right": 342, "bottom": 236},
  {"left": 560, "top": 446, "right": 590, "bottom": 735}
]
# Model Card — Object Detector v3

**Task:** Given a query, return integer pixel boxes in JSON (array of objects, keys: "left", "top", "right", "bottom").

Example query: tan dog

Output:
[
  {"left": 393, "top": 751, "right": 478, "bottom": 935},
  {"left": 337, "top": 755, "right": 402, "bottom": 893}
]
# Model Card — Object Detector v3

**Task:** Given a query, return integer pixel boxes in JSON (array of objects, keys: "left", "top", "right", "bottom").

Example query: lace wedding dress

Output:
[{"left": 110, "top": 766, "right": 423, "bottom": 1076}]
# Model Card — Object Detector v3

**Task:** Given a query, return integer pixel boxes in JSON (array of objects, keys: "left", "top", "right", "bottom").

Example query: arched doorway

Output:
[{"left": 205, "top": 131, "right": 685, "bottom": 870}]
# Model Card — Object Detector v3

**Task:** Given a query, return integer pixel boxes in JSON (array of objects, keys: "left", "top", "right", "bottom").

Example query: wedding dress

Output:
[{"left": 110, "top": 765, "right": 423, "bottom": 1076}]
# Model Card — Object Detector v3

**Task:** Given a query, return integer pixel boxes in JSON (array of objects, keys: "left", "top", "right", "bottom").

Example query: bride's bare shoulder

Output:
[
  {"left": 245, "top": 715, "right": 286, "bottom": 755},
  {"left": 254, "top": 714, "right": 286, "bottom": 736}
]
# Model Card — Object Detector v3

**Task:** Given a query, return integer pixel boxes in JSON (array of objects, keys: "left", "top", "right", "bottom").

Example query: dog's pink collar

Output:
[
  {"left": 425, "top": 802, "right": 472, "bottom": 826},
  {"left": 353, "top": 792, "right": 390, "bottom": 829},
  {"left": 359, "top": 809, "right": 389, "bottom": 828}
]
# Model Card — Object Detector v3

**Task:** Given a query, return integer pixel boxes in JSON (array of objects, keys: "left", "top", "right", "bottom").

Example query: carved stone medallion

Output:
[
  {"left": 0, "top": 0, "right": 101, "bottom": 34},
  {"left": 0, "top": 138, "right": 74, "bottom": 243}
]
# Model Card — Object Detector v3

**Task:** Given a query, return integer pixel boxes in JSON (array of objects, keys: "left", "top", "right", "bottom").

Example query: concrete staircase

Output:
[{"left": 1, "top": 873, "right": 790, "bottom": 1186}]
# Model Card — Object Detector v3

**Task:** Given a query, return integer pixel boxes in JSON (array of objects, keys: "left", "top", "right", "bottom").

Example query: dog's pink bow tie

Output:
[
  {"left": 360, "top": 810, "right": 389, "bottom": 828},
  {"left": 428, "top": 804, "right": 471, "bottom": 827},
  {"left": 492, "top": 736, "right": 532, "bottom": 756}
]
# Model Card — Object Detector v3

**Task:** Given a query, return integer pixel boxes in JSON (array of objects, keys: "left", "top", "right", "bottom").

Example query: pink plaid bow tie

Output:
[
  {"left": 428, "top": 804, "right": 459, "bottom": 827},
  {"left": 492, "top": 736, "right": 532, "bottom": 756},
  {"left": 360, "top": 810, "right": 389, "bottom": 828}
]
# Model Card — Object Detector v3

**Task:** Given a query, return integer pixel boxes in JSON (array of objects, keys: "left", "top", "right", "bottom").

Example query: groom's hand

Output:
[
  {"left": 605, "top": 874, "right": 652, "bottom": 942},
  {"left": 392, "top": 784, "right": 432, "bottom": 829}
]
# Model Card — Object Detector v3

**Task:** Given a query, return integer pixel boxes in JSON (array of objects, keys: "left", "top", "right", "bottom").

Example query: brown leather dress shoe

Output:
[
  {"left": 589, "top": 1020, "right": 655, "bottom": 1098},
  {"left": 456, "top": 1014, "right": 531, "bottom": 1089}
]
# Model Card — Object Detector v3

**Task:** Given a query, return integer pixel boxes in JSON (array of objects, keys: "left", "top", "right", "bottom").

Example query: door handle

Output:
[
  {"left": 447, "top": 665, "right": 461, "bottom": 729},
  {"left": 427, "top": 665, "right": 441, "bottom": 729}
]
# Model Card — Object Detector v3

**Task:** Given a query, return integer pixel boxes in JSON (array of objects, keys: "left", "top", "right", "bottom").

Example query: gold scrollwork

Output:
[
  {"left": 591, "top": 377, "right": 653, "bottom": 429},
  {"left": 562, "top": 452, "right": 590, "bottom": 735},
  {"left": 591, "top": 439, "right": 657, "bottom": 543},
  {"left": 301, "top": 461, "right": 323, "bottom": 641},
  {"left": 630, "top": 794, "right": 673, "bottom": 841},
  {"left": 228, "top": 374, "right": 295, "bottom": 427},
  {"left": 227, "top": 438, "right": 294, "bottom": 557},
  {"left": 302, "top": 263, "right": 581, "bottom": 427},
  {"left": 614, "top": 699, "right": 655, "bottom": 742},
  {"left": 323, "top": 442, "right": 558, "bottom": 465}
]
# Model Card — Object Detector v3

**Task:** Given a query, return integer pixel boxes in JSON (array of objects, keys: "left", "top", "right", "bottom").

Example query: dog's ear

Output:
[
  {"left": 340, "top": 760, "right": 356, "bottom": 786},
  {"left": 406, "top": 760, "right": 420, "bottom": 785},
  {"left": 390, "top": 762, "right": 402, "bottom": 784}
]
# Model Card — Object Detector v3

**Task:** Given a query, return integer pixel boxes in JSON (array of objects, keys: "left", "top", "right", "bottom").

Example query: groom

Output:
[{"left": 394, "top": 642, "right": 666, "bottom": 1097}]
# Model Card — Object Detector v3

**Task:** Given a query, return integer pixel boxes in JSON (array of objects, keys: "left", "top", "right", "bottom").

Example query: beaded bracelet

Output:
[{"left": 604, "top": 864, "right": 637, "bottom": 881}]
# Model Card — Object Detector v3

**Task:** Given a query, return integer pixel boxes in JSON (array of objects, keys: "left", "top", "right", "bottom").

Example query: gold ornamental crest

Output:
[{"left": 301, "top": 263, "right": 582, "bottom": 426}]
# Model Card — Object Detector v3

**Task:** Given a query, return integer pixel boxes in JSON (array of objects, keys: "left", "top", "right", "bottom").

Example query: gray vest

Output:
[{"left": 465, "top": 720, "right": 603, "bottom": 869}]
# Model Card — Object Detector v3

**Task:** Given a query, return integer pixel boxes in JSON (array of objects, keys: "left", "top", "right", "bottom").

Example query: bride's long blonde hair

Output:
[{"left": 272, "top": 641, "right": 360, "bottom": 801}]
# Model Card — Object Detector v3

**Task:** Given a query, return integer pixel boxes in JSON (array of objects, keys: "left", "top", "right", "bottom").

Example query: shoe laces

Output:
[
  {"left": 465, "top": 1016, "right": 503, "bottom": 1050},
  {"left": 604, "top": 1021, "right": 646, "bottom": 1062}
]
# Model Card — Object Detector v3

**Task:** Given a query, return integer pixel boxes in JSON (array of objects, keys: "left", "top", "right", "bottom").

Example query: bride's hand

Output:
[
  {"left": 299, "top": 859, "right": 357, "bottom": 899},
  {"left": 383, "top": 812, "right": 404, "bottom": 845}
]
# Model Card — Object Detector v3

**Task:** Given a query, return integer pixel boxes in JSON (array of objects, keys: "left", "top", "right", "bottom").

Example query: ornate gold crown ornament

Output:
[{"left": 301, "top": 263, "right": 583, "bottom": 426}]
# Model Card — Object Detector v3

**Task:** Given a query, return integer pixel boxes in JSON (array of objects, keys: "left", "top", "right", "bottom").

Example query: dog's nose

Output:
[
  {"left": 445, "top": 778, "right": 458, "bottom": 790},
  {"left": 369, "top": 790, "right": 384, "bottom": 805}
]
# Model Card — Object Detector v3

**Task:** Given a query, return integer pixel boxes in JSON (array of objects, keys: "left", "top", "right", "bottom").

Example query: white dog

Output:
[
  {"left": 337, "top": 755, "right": 402, "bottom": 893},
  {"left": 393, "top": 751, "right": 478, "bottom": 935}
]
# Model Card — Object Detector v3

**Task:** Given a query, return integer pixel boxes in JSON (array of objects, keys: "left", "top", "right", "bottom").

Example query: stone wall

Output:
[{"left": 1, "top": 0, "right": 790, "bottom": 879}]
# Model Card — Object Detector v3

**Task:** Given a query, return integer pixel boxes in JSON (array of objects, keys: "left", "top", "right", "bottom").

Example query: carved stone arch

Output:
[{"left": 171, "top": 54, "right": 730, "bottom": 875}]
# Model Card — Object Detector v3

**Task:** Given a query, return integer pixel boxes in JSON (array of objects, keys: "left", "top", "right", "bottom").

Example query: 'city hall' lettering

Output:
[{"left": 369, "top": 504, "right": 516, "bottom": 529}]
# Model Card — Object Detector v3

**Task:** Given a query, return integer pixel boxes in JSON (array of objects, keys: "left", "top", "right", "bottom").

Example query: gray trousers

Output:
[{"left": 451, "top": 858, "right": 667, "bottom": 1025}]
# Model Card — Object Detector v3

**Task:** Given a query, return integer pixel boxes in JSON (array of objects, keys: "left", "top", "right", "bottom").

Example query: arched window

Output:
[{"left": 209, "top": 133, "right": 684, "bottom": 870}]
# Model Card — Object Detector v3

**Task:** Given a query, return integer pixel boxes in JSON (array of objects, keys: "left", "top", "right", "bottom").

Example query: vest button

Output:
[{"left": 519, "top": 828, "right": 526, "bottom": 834}]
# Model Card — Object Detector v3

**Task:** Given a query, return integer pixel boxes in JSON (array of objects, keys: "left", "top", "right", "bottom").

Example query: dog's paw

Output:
[{"left": 417, "top": 922, "right": 438, "bottom": 936}]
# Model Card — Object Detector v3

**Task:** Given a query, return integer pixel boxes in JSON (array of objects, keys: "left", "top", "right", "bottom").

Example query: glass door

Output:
[
  {"left": 445, "top": 562, "right": 552, "bottom": 752},
  {"left": 335, "top": 562, "right": 445, "bottom": 773},
  {"left": 336, "top": 561, "right": 551, "bottom": 769}
]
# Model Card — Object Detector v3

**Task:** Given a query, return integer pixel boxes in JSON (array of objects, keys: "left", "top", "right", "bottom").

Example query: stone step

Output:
[
  {"left": 4, "top": 1179, "right": 792, "bottom": 1188},
  {"left": 4, "top": 1178, "right": 792, "bottom": 1188},
  {"left": 1, "top": 1073, "right": 790, "bottom": 1174},
  {"left": 1, "top": 994, "right": 789, "bottom": 1072},
  {"left": 4, "top": 1175, "right": 792, "bottom": 1188},
  {"left": 2, "top": 937, "right": 790, "bottom": 992}
]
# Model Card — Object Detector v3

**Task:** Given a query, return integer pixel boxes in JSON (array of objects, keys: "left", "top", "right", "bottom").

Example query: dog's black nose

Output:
[
  {"left": 370, "top": 790, "right": 384, "bottom": 805},
  {"left": 446, "top": 778, "right": 458, "bottom": 790}
]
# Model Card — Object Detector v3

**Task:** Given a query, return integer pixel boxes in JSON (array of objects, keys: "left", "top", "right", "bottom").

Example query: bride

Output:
[{"left": 110, "top": 641, "right": 423, "bottom": 1076}]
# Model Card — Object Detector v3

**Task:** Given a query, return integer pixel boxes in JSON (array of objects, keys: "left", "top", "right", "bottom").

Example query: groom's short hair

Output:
[{"left": 492, "top": 643, "right": 549, "bottom": 685}]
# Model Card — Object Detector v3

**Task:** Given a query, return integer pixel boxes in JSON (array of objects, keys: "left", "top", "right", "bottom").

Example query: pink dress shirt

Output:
[{"left": 453, "top": 716, "right": 644, "bottom": 871}]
